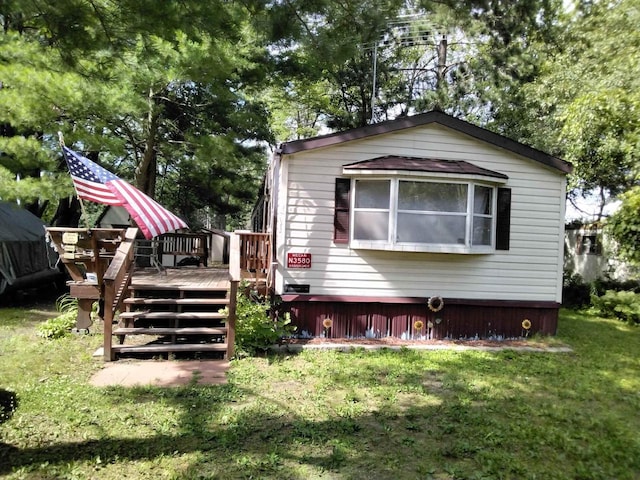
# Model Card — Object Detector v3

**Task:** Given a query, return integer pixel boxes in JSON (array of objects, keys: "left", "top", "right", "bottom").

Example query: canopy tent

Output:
[{"left": 0, "top": 202, "right": 60, "bottom": 295}]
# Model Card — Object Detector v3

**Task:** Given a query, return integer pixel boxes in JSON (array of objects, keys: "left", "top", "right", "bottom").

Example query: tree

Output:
[
  {"left": 263, "top": 0, "right": 561, "bottom": 136},
  {"left": 608, "top": 187, "right": 640, "bottom": 265},
  {"left": 491, "top": 0, "right": 640, "bottom": 218},
  {"left": 0, "top": 0, "right": 273, "bottom": 227}
]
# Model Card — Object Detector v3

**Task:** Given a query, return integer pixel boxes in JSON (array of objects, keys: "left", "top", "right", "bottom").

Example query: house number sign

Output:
[{"left": 287, "top": 252, "right": 311, "bottom": 269}]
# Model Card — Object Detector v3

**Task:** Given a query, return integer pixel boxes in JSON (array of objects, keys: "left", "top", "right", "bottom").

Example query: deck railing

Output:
[
  {"left": 102, "top": 228, "right": 138, "bottom": 361},
  {"left": 236, "top": 231, "right": 271, "bottom": 286},
  {"left": 159, "top": 232, "right": 209, "bottom": 266}
]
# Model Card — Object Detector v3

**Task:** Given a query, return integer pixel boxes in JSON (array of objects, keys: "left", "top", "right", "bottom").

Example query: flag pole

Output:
[{"left": 59, "top": 132, "right": 90, "bottom": 229}]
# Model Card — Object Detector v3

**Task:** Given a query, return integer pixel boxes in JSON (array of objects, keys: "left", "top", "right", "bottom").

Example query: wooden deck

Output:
[
  {"left": 131, "top": 267, "right": 230, "bottom": 290},
  {"left": 44, "top": 227, "right": 269, "bottom": 360}
]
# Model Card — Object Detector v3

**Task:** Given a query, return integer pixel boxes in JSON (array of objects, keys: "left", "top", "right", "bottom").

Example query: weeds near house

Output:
[
  {"left": 35, "top": 294, "right": 80, "bottom": 339},
  {"left": 1, "top": 306, "right": 639, "bottom": 479},
  {"left": 221, "top": 286, "right": 294, "bottom": 356}
]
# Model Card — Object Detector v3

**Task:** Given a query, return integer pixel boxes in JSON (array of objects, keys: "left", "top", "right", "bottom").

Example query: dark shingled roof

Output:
[
  {"left": 343, "top": 156, "right": 509, "bottom": 180},
  {"left": 279, "top": 110, "right": 572, "bottom": 174}
]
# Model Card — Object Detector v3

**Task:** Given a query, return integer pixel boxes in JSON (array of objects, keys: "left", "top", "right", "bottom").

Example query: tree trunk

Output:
[
  {"left": 135, "top": 87, "right": 159, "bottom": 197},
  {"left": 435, "top": 35, "right": 448, "bottom": 109}
]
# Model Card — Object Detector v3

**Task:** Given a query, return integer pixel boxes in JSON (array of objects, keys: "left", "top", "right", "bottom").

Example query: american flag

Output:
[{"left": 63, "top": 146, "right": 188, "bottom": 239}]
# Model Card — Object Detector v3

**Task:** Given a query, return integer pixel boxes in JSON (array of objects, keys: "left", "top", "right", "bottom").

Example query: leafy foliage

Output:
[
  {"left": 607, "top": 186, "right": 640, "bottom": 265},
  {"left": 496, "top": 0, "right": 640, "bottom": 216},
  {"left": 36, "top": 294, "right": 80, "bottom": 339},
  {"left": 562, "top": 273, "right": 592, "bottom": 308},
  {"left": 591, "top": 290, "right": 640, "bottom": 325},
  {"left": 563, "top": 272, "right": 640, "bottom": 310},
  {"left": 0, "top": 1, "right": 273, "bottom": 226},
  {"left": 222, "top": 287, "right": 294, "bottom": 356},
  {"left": 264, "top": 0, "right": 561, "bottom": 135}
]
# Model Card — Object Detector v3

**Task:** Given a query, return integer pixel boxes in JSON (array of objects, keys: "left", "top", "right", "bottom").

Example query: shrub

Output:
[
  {"left": 36, "top": 294, "right": 80, "bottom": 339},
  {"left": 562, "top": 273, "right": 591, "bottom": 307},
  {"left": 590, "top": 290, "right": 640, "bottom": 325},
  {"left": 221, "top": 287, "right": 295, "bottom": 356},
  {"left": 590, "top": 278, "right": 640, "bottom": 296},
  {"left": 562, "top": 272, "right": 640, "bottom": 309}
]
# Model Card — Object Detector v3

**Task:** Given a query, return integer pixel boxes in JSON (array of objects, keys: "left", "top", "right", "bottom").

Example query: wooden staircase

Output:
[
  {"left": 110, "top": 282, "right": 234, "bottom": 360},
  {"left": 45, "top": 227, "right": 260, "bottom": 362}
]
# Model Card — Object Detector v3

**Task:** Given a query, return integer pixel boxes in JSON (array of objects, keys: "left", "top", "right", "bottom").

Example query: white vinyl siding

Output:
[{"left": 275, "top": 123, "right": 565, "bottom": 302}]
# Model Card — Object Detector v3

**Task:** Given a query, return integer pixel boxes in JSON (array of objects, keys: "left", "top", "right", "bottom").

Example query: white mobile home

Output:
[{"left": 262, "top": 111, "right": 571, "bottom": 339}]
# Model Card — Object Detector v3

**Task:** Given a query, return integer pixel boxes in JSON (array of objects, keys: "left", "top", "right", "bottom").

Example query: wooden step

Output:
[
  {"left": 118, "top": 311, "right": 227, "bottom": 320},
  {"left": 113, "top": 327, "right": 227, "bottom": 336},
  {"left": 123, "top": 297, "right": 229, "bottom": 306},
  {"left": 129, "top": 284, "right": 229, "bottom": 292},
  {"left": 111, "top": 343, "right": 228, "bottom": 354}
]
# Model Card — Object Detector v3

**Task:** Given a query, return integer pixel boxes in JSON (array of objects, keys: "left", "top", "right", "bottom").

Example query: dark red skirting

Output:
[{"left": 279, "top": 295, "right": 559, "bottom": 340}]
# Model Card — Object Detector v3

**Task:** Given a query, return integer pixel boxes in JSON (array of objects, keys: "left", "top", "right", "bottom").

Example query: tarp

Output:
[
  {"left": 0, "top": 202, "right": 49, "bottom": 242},
  {"left": 0, "top": 202, "right": 59, "bottom": 293}
]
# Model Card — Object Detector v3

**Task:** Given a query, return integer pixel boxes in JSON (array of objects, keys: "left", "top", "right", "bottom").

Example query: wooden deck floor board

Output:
[{"left": 131, "top": 267, "right": 230, "bottom": 290}]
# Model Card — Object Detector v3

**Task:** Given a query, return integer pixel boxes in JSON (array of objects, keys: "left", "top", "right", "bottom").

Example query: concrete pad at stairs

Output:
[{"left": 90, "top": 360, "right": 230, "bottom": 387}]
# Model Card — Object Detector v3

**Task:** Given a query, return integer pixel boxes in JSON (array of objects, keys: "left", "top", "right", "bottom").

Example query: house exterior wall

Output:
[
  {"left": 564, "top": 228, "right": 635, "bottom": 282},
  {"left": 274, "top": 124, "right": 566, "bottom": 306}
]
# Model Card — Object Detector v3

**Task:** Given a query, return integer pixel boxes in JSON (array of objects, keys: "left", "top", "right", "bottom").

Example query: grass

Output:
[{"left": 1, "top": 303, "right": 639, "bottom": 480}]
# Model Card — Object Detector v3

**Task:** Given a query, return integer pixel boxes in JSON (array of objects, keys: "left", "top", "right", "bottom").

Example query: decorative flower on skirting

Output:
[
  {"left": 414, "top": 320, "right": 424, "bottom": 331},
  {"left": 522, "top": 319, "right": 532, "bottom": 330},
  {"left": 322, "top": 318, "right": 333, "bottom": 329},
  {"left": 427, "top": 321, "right": 434, "bottom": 329},
  {"left": 428, "top": 296, "right": 444, "bottom": 312}
]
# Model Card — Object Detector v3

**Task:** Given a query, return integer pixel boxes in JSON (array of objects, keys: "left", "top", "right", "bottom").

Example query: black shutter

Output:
[
  {"left": 496, "top": 187, "right": 511, "bottom": 251},
  {"left": 334, "top": 178, "right": 351, "bottom": 244}
]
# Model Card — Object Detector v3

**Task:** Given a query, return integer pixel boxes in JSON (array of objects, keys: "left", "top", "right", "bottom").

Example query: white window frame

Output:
[{"left": 350, "top": 177, "right": 498, "bottom": 254}]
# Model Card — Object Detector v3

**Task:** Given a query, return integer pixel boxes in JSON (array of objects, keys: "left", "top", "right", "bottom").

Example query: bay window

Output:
[{"left": 350, "top": 178, "right": 498, "bottom": 253}]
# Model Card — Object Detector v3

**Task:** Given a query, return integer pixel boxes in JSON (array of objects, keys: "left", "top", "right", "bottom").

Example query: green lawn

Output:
[{"left": 1, "top": 305, "right": 639, "bottom": 480}]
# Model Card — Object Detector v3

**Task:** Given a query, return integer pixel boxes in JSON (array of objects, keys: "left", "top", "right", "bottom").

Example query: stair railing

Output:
[{"left": 102, "top": 228, "right": 138, "bottom": 361}]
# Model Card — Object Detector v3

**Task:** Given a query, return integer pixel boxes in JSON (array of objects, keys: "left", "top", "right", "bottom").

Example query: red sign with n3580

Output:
[{"left": 287, "top": 253, "right": 311, "bottom": 269}]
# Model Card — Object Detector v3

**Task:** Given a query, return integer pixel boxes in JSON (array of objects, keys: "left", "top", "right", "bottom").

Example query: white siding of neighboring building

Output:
[
  {"left": 564, "top": 229, "right": 634, "bottom": 282},
  {"left": 274, "top": 123, "right": 566, "bottom": 303}
]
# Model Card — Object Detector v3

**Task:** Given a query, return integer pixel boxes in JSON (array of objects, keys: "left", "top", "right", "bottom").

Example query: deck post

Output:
[
  {"left": 227, "top": 280, "right": 238, "bottom": 359},
  {"left": 227, "top": 232, "right": 241, "bottom": 359},
  {"left": 103, "top": 285, "right": 115, "bottom": 361}
]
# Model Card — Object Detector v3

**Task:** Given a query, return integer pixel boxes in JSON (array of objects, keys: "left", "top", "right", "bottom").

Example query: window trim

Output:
[{"left": 349, "top": 177, "right": 499, "bottom": 254}]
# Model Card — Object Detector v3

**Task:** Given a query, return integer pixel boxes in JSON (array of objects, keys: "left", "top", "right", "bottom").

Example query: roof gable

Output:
[{"left": 279, "top": 111, "right": 572, "bottom": 174}]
